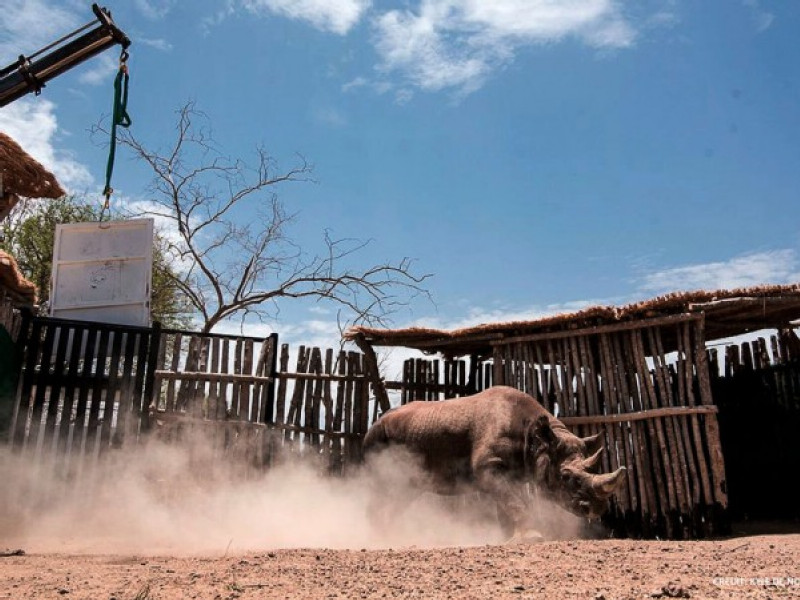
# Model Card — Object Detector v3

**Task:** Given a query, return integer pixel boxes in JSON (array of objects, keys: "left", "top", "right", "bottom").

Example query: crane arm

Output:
[{"left": 0, "top": 4, "right": 130, "bottom": 108}]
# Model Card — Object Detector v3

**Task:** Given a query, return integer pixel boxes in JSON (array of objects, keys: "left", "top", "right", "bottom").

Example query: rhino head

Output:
[{"left": 529, "top": 415, "right": 626, "bottom": 520}]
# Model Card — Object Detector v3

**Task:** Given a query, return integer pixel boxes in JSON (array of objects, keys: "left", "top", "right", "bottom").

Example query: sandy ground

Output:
[
  {"left": 2, "top": 533, "right": 800, "bottom": 600},
  {"left": 3, "top": 447, "right": 799, "bottom": 599}
]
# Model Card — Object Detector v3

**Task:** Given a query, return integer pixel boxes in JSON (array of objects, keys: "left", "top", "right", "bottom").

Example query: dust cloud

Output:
[{"left": 0, "top": 439, "right": 586, "bottom": 555}]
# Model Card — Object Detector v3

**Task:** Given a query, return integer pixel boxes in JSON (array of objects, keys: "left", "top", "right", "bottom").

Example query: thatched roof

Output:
[
  {"left": 0, "top": 249, "right": 36, "bottom": 305},
  {"left": 0, "top": 132, "right": 65, "bottom": 220},
  {"left": 346, "top": 284, "right": 800, "bottom": 356}
]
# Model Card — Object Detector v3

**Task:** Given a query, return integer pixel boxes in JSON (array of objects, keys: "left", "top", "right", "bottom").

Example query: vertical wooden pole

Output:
[
  {"left": 351, "top": 333, "right": 390, "bottom": 414},
  {"left": 693, "top": 317, "right": 728, "bottom": 508},
  {"left": 51, "top": 326, "right": 85, "bottom": 459},
  {"left": 165, "top": 332, "right": 181, "bottom": 412},
  {"left": 492, "top": 346, "right": 504, "bottom": 386},
  {"left": 275, "top": 343, "right": 289, "bottom": 425}
]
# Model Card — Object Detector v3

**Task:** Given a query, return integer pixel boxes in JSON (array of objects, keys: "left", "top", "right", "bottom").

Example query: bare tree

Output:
[{"left": 96, "top": 102, "right": 430, "bottom": 334}]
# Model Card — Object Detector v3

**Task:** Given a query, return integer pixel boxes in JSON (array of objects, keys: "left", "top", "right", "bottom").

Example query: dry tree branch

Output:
[{"left": 94, "top": 101, "right": 432, "bottom": 334}]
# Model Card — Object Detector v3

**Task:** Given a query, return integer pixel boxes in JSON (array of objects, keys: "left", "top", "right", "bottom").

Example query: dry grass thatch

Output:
[
  {"left": 0, "top": 132, "right": 65, "bottom": 201},
  {"left": 0, "top": 249, "right": 36, "bottom": 305},
  {"left": 346, "top": 283, "right": 800, "bottom": 354}
]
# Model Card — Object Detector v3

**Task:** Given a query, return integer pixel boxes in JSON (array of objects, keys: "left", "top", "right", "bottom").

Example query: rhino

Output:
[{"left": 362, "top": 385, "right": 626, "bottom": 542}]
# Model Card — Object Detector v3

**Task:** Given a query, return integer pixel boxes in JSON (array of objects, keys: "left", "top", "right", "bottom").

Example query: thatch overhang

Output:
[
  {"left": 345, "top": 284, "right": 800, "bottom": 358},
  {"left": 0, "top": 132, "right": 65, "bottom": 220}
]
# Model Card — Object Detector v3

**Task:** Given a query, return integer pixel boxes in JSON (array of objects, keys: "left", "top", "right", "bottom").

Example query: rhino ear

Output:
[
  {"left": 580, "top": 432, "right": 604, "bottom": 455},
  {"left": 533, "top": 414, "right": 557, "bottom": 448}
]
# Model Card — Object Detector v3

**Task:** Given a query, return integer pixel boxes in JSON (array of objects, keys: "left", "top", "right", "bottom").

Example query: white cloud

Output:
[
  {"left": 118, "top": 198, "right": 179, "bottom": 236},
  {"left": 210, "top": 314, "right": 343, "bottom": 353},
  {"left": 286, "top": 318, "right": 347, "bottom": 348},
  {"left": 308, "top": 305, "right": 333, "bottom": 315},
  {"left": 753, "top": 12, "right": 774, "bottom": 33},
  {"left": 373, "top": 0, "right": 635, "bottom": 94},
  {"left": 394, "top": 88, "right": 415, "bottom": 105},
  {"left": 242, "top": 0, "right": 371, "bottom": 35},
  {"left": 0, "top": 0, "right": 79, "bottom": 61},
  {"left": 646, "top": 9, "right": 679, "bottom": 29},
  {"left": 378, "top": 249, "right": 800, "bottom": 343},
  {"left": 134, "top": 0, "right": 176, "bottom": 20},
  {"left": 409, "top": 297, "right": 611, "bottom": 336},
  {"left": 219, "top": 0, "right": 639, "bottom": 96},
  {"left": 341, "top": 76, "right": 368, "bottom": 93},
  {"left": 201, "top": 1, "right": 238, "bottom": 32},
  {"left": 0, "top": 99, "right": 93, "bottom": 190},
  {"left": 207, "top": 318, "right": 276, "bottom": 339},
  {"left": 77, "top": 54, "right": 118, "bottom": 86},
  {"left": 638, "top": 250, "right": 800, "bottom": 294},
  {"left": 138, "top": 37, "right": 174, "bottom": 52},
  {"left": 312, "top": 106, "right": 347, "bottom": 128},
  {"left": 742, "top": 0, "right": 774, "bottom": 34}
]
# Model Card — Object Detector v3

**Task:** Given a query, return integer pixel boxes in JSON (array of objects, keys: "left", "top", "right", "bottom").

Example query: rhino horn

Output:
[
  {"left": 580, "top": 432, "right": 604, "bottom": 455},
  {"left": 592, "top": 467, "right": 627, "bottom": 496},
  {"left": 581, "top": 447, "right": 604, "bottom": 472}
]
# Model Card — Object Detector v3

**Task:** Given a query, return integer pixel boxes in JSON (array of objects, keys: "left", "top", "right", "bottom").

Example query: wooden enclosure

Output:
[
  {"left": 6, "top": 315, "right": 375, "bottom": 477},
  {"left": 6, "top": 284, "right": 800, "bottom": 541}
]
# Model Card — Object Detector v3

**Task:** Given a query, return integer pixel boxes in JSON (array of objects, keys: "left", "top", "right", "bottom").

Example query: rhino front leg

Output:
[{"left": 473, "top": 458, "right": 543, "bottom": 543}]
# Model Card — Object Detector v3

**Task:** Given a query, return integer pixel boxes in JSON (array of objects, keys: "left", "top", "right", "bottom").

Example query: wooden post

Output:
[
  {"left": 492, "top": 346, "right": 504, "bottom": 386},
  {"left": 266, "top": 333, "right": 279, "bottom": 423},
  {"left": 139, "top": 321, "right": 160, "bottom": 434},
  {"left": 351, "top": 333, "right": 391, "bottom": 415},
  {"left": 693, "top": 316, "right": 728, "bottom": 509},
  {"left": 165, "top": 332, "right": 182, "bottom": 411}
]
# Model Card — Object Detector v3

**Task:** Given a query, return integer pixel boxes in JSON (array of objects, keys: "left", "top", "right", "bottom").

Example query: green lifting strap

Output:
[{"left": 101, "top": 50, "right": 131, "bottom": 216}]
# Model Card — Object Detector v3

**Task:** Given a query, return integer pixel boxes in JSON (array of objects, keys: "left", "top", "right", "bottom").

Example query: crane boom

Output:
[{"left": 0, "top": 4, "right": 130, "bottom": 108}]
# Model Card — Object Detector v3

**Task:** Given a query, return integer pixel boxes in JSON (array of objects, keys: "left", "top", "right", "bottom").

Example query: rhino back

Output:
[{"left": 375, "top": 386, "right": 549, "bottom": 457}]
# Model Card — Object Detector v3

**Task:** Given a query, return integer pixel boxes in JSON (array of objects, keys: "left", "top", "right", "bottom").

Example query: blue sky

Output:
[{"left": 1, "top": 0, "right": 799, "bottom": 352}]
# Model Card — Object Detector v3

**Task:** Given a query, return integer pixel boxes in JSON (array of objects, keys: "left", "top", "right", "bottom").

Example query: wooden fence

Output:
[
  {"left": 393, "top": 356, "right": 475, "bottom": 403},
  {"left": 8, "top": 316, "right": 157, "bottom": 477},
  {"left": 152, "top": 333, "right": 372, "bottom": 475},
  {"left": 6, "top": 316, "right": 374, "bottom": 477},
  {"left": 10, "top": 312, "right": 796, "bottom": 537}
]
